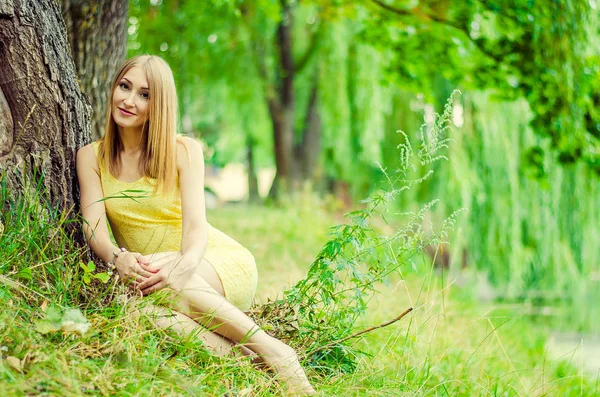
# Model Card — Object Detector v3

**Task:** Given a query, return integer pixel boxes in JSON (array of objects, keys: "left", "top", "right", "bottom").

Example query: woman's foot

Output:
[{"left": 256, "top": 337, "right": 316, "bottom": 395}]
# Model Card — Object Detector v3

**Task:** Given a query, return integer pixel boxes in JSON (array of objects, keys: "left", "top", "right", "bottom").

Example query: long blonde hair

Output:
[{"left": 98, "top": 55, "right": 188, "bottom": 196}]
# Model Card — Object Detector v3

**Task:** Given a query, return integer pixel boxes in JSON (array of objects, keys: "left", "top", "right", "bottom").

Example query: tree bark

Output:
[
  {"left": 0, "top": 0, "right": 91, "bottom": 244},
  {"left": 268, "top": 0, "right": 295, "bottom": 198},
  {"left": 246, "top": 135, "right": 260, "bottom": 203},
  {"left": 293, "top": 77, "right": 321, "bottom": 184},
  {"left": 62, "top": 0, "right": 128, "bottom": 141}
]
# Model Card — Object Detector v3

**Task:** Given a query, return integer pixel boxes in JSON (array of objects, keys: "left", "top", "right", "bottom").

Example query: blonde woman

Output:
[{"left": 76, "top": 55, "right": 315, "bottom": 395}]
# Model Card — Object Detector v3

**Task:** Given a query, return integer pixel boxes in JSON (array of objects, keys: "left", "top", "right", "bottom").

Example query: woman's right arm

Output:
[
  {"left": 76, "top": 144, "right": 119, "bottom": 263},
  {"left": 76, "top": 145, "right": 154, "bottom": 286}
]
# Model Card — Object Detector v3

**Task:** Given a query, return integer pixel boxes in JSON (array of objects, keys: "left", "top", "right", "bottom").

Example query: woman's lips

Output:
[{"left": 119, "top": 108, "right": 135, "bottom": 116}]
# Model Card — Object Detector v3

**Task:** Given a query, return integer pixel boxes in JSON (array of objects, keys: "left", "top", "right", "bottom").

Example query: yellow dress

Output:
[{"left": 92, "top": 141, "right": 258, "bottom": 310}]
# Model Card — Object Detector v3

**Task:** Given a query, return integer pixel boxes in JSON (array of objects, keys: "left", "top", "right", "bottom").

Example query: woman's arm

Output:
[
  {"left": 76, "top": 144, "right": 153, "bottom": 284},
  {"left": 76, "top": 144, "right": 120, "bottom": 263},
  {"left": 137, "top": 137, "right": 209, "bottom": 295},
  {"left": 178, "top": 136, "right": 209, "bottom": 265}
]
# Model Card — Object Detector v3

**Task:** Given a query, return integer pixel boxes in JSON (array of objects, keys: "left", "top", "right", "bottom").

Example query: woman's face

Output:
[{"left": 111, "top": 66, "right": 150, "bottom": 131}]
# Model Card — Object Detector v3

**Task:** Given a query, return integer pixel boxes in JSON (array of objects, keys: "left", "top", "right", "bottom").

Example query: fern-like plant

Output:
[{"left": 251, "top": 90, "right": 465, "bottom": 373}]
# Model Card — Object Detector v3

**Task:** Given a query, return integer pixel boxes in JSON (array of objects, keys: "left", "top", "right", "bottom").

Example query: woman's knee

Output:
[{"left": 193, "top": 258, "right": 225, "bottom": 296}]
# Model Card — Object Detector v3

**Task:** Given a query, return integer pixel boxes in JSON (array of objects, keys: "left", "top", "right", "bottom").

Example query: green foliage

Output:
[
  {"left": 0, "top": 167, "right": 597, "bottom": 395},
  {"left": 360, "top": 0, "right": 600, "bottom": 174},
  {"left": 0, "top": 168, "right": 114, "bottom": 308},
  {"left": 129, "top": 1, "right": 398, "bottom": 183},
  {"left": 79, "top": 261, "right": 111, "bottom": 285},
  {"left": 388, "top": 90, "right": 600, "bottom": 331},
  {"left": 252, "top": 91, "right": 465, "bottom": 372},
  {"left": 33, "top": 306, "right": 92, "bottom": 336}
]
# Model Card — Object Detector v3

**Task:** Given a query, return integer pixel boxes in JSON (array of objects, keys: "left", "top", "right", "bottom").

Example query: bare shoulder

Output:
[
  {"left": 77, "top": 142, "right": 94, "bottom": 158},
  {"left": 76, "top": 143, "right": 100, "bottom": 176},
  {"left": 176, "top": 136, "right": 204, "bottom": 171}
]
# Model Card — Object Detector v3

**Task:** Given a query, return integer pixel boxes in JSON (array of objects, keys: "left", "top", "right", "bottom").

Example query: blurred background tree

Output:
[{"left": 127, "top": 0, "right": 599, "bottom": 328}]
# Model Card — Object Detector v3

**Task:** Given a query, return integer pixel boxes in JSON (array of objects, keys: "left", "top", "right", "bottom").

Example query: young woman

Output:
[{"left": 76, "top": 55, "right": 315, "bottom": 395}]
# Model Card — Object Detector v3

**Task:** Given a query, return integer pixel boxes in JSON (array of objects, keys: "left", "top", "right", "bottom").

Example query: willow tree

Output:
[
  {"left": 362, "top": 0, "right": 600, "bottom": 175},
  {"left": 130, "top": 0, "right": 394, "bottom": 199}
]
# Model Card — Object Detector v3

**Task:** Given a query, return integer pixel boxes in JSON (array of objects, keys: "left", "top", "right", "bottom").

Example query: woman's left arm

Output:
[
  {"left": 138, "top": 137, "right": 208, "bottom": 295},
  {"left": 178, "top": 136, "right": 209, "bottom": 265}
]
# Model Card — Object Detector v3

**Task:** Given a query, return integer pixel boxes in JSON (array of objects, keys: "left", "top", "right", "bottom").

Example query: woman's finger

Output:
[
  {"left": 134, "top": 264, "right": 154, "bottom": 278},
  {"left": 142, "top": 281, "right": 164, "bottom": 296},
  {"left": 131, "top": 252, "right": 150, "bottom": 265},
  {"left": 138, "top": 262, "right": 159, "bottom": 273},
  {"left": 138, "top": 273, "right": 162, "bottom": 291}
]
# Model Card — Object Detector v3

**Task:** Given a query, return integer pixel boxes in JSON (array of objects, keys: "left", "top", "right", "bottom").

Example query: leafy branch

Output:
[{"left": 252, "top": 90, "right": 465, "bottom": 372}]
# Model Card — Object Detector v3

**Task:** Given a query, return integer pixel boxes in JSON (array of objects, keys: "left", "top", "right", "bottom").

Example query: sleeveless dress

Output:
[{"left": 92, "top": 141, "right": 258, "bottom": 310}]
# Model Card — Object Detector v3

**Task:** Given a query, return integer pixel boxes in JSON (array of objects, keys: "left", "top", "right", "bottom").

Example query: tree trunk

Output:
[
  {"left": 62, "top": 0, "right": 128, "bottom": 141},
  {"left": 0, "top": 0, "right": 91, "bottom": 244},
  {"left": 268, "top": 99, "right": 293, "bottom": 198},
  {"left": 293, "top": 77, "right": 321, "bottom": 184},
  {"left": 246, "top": 135, "right": 260, "bottom": 203},
  {"left": 268, "top": 0, "right": 295, "bottom": 198}
]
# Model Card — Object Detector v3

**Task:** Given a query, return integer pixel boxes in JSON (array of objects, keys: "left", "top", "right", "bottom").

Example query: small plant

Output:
[
  {"left": 252, "top": 90, "right": 465, "bottom": 373},
  {"left": 33, "top": 305, "right": 92, "bottom": 336},
  {"left": 79, "top": 261, "right": 111, "bottom": 285}
]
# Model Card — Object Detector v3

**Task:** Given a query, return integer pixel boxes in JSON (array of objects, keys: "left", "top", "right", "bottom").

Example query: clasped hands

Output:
[{"left": 114, "top": 250, "right": 194, "bottom": 296}]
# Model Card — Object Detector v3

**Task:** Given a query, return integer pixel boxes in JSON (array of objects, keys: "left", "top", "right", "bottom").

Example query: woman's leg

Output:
[
  {"left": 135, "top": 254, "right": 256, "bottom": 358},
  {"left": 134, "top": 304, "right": 241, "bottom": 357},
  {"left": 145, "top": 252, "right": 314, "bottom": 395},
  {"left": 174, "top": 266, "right": 314, "bottom": 395}
]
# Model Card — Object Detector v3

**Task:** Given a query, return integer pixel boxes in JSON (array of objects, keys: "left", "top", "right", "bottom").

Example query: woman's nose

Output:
[{"left": 123, "top": 91, "right": 136, "bottom": 107}]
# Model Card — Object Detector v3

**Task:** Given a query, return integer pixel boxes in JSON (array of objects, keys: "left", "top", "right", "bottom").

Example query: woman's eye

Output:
[
  {"left": 140, "top": 92, "right": 149, "bottom": 100},
  {"left": 119, "top": 82, "right": 129, "bottom": 90}
]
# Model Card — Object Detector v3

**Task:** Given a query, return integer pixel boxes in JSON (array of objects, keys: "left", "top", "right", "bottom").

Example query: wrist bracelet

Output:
[{"left": 107, "top": 247, "right": 128, "bottom": 269}]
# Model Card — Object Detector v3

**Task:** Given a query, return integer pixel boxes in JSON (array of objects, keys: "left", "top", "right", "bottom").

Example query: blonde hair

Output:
[{"left": 98, "top": 55, "right": 189, "bottom": 196}]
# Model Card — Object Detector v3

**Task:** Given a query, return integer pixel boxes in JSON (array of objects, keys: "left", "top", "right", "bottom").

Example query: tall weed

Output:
[{"left": 251, "top": 90, "right": 465, "bottom": 372}]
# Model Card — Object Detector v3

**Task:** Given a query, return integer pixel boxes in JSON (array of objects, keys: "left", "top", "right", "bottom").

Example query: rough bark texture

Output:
[
  {"left": 62, "top": 0, "right": 128, "bottom": 141},
  {"left": 0, "top": 0, "right": 91, "bottom": 244}
]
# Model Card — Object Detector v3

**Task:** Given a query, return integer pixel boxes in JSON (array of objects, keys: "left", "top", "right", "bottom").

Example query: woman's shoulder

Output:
[
  {"left": 176, "top": 135, "right": 203, "bottom": 170},
  {"left": 76, "top": 141, "right": 101, "bottom": 175},
  {"left": 176, "top": 134, "right": 200, "bottom": 148},
  {"left": 78, "top": 140, "right": 101, "bottom": 153}
]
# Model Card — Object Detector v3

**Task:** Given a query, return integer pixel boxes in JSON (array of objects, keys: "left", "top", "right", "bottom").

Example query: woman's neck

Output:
[{"left": 118, "top": 126, "right": 144, "bottom": 155}]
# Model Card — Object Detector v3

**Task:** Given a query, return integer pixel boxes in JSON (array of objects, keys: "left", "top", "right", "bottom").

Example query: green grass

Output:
[{"left": 0, "top": 195, "right": 598, "bottom": 396}]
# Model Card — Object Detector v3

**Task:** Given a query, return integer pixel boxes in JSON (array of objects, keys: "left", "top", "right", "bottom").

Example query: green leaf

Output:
[
  {"left": 87, "top": 261, "right": 96, "bottom": 272},
  {"left": 34, "top": 306, "right": 63, "bottom": 334},
  {"left": 44, "top": 306, "right": 63, "bottom": 323},
  {"left": 79, "top": 262, "right": 89, "bottom": 273},
  {"left": 34, "top": 307, "right": 92, "bottom": 337},
  {"left": 34, "top": 319, "right": 62, "bottom": 334},
  {"left": 93, "top": 273, "right": 111, "bottom": 284},
  {"left": 60, "top": 309, "right": 92, "bottom": 336},
  {"left": 16, "top": 268, "right": 32, "bottom": 280}
]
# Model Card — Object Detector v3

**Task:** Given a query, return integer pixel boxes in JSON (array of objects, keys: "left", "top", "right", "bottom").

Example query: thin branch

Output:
[
  {"left": 305, "top": 307, "right": 413, "bottom": 357},
  {"left": 294, "top": 23, "right": 323, "bottom": 73}
]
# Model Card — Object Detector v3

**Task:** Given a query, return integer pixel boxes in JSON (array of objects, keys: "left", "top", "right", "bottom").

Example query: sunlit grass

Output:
[{"left": 0, "top": 186, "right": 597, "bottom": 396}]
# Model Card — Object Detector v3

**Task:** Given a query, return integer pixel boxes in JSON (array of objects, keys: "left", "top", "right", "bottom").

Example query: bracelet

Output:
[{"left": 107, "top": 247, "right": 128, "bottom": 269}]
